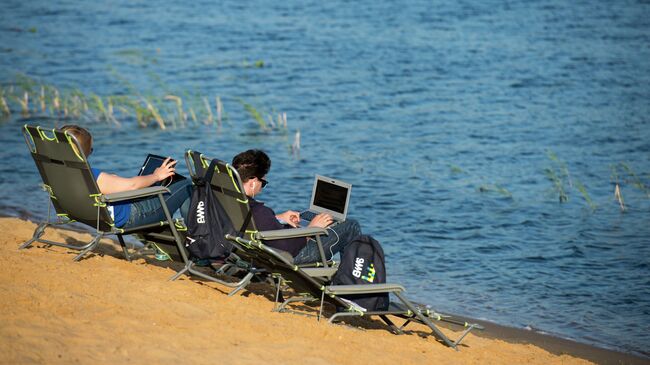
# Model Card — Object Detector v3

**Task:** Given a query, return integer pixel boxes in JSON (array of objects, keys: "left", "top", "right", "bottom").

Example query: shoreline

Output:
[
  {"left": 1, "top": 216, "right": 647, "bottom": 364},
  {"left": 438, "top": 314, "right": 649, "bottom": 365}
]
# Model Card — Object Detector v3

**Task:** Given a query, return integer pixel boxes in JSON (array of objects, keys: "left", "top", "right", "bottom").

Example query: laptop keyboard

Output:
[
  {"left": 299, "top": 210, "right": 341, "bottom": 228},
  {"left": 299, "top": 210, "right": 317, "bottom": 221}
]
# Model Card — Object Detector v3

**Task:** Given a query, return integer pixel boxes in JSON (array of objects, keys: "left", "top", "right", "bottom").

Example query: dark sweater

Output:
[{"left": 249, "top": 198, "right": 307, "bottom": 257}]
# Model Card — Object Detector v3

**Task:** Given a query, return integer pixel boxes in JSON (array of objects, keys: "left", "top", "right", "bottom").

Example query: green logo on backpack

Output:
[{"left": 361, "top": 263, "right": 376, "bottom": 283}]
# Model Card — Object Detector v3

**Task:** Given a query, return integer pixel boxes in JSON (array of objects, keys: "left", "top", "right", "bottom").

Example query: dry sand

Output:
[{"left": 0, "top": 217, "right": 601, "bottom": 364}]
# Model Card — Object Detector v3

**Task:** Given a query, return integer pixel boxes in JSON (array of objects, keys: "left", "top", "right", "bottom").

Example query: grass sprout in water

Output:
[
  {"left": 478, "top": 184, "right": 513, "bottom": 199},
  {"left": 610, "top": 162, "right": 650, "bottom": 212},
  {"left": 0, "top": 75, "right": 277, "bottom": 134},
  {"left": 545, "top": 151, "right": 595, "bottom": 209},
  {"left": 1, "top": 74, "right": 299, "bottom": 158}
]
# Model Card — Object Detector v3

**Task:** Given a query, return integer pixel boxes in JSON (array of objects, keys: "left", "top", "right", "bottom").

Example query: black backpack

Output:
[
  {"left": 331, "top": 235, "right": 389, "bottom": 311},
  {"left": 184, "top": 177, "right": 236, "bottom": 260}
]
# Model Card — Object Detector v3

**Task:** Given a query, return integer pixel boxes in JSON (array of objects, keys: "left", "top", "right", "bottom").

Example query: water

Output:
[{"left": 1, "top": 0, "right": 649, "bottom": 357}]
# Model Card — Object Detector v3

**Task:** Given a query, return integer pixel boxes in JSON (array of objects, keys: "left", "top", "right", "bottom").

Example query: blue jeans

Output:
[
  {"left": 293, "top": 218, "right": 361, "bottom": 265},
  {"left": 123, "top": 179, "right": 193, "bottom": 229}
]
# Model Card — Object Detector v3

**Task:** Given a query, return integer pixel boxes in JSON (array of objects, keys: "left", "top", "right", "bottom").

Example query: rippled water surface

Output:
[{"left": 1, "top": 0, "right": 649, "bottom": 357}]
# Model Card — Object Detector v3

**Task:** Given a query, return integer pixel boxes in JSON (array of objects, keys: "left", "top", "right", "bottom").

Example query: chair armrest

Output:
[
  {"left": 326, "top": 283, "right": 405, "bottom": 295},
  {"left": 302, "top": 267, "right": 338, "bottom": 279},
  {"left": 256, "top": 227, "right": 328, "bottom": 240},
  {"left": 102, "top": 186, "right": 171, "bottom": 203}
]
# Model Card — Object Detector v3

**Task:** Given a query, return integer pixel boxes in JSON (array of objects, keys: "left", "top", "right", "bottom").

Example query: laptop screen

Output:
[{"left": 313, "top": 180, "right": 348, "bottom": 214}]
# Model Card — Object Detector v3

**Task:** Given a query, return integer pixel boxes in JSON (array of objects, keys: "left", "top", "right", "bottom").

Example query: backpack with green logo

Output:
[{"left": 331, "top": 235, "right": 389, "bottom": 311}]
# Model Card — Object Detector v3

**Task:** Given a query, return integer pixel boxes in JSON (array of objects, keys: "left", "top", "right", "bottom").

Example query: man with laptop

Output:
[{"left": 231, "top": 149, "right": 362, "bottom": 265}]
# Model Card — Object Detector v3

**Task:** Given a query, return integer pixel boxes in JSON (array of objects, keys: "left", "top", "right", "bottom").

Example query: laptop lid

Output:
[{"left": 307, "top": 175, "right": 352, "bottom": 221}]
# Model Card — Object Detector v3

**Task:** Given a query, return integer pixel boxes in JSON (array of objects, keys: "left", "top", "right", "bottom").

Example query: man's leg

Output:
[
  {"left": 293, "top": 219, "right": 361, "bottom": 264},
  {"left": 124, "top": 179, "right": 193, "bottom": 228}
]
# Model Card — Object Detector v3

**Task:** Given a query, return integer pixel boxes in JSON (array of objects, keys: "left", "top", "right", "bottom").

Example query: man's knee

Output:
[{"left": 344, "top": 218, "right": 361, "bottom": 236}]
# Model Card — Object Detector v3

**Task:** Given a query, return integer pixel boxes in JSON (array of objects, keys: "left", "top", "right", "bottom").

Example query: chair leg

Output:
[
  {"left": 19, "top": 222, "right": 49, "bottom": 249},
  {"left": 169, "top": 263, "right": 190, "bottom": 281},
  {"left": 394, "top": 291, "right": 458, "bottom": 350},
  {"left": 21, "top": 221, "right": 104, "bottom": 262},
  {"left": 379, "top": 315, "right": 404, "bottom": 335},
  {"left": 117, "top": 234, "right": 131, "bottom": 262},
  {"left": 226, "top": 272, "right": 254, "bottom": 297},
  {"left": 72, "top": 234, "right": 103, "bottom": 262},
  {"left": 273, "top": 276, "right": 283, "bottom": 311},
  {"left": 168, "top": 259, "right": 255, "bottom": 297}
]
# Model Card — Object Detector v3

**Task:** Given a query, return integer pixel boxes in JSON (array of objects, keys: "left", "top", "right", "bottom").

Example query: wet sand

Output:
[{"left": 0, "top": 217, "right": 645, "bottom": 365}]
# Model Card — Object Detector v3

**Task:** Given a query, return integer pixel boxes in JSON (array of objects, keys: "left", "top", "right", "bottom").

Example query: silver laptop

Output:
[{"left": 299, "top": 175, "right": 352, "bottom": 227}]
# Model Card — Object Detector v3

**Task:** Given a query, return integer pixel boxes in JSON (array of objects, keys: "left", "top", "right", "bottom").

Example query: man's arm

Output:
[{"left": 96, "top": 158, "right": 177, "bottom": 194}]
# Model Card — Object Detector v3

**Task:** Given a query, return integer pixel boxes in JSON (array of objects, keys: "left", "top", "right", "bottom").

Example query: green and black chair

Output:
[
  {"left": 226, "top": 232, "right": 482, "bottom": 351},
  {"left": 194, "top": 156, "right": 337, "bottom": 295},
  {"left": 20, "top": 124, "right": 189, "bottom": 263},
  {"left": 20, "top": 126, "right": 248, "bottom": 293},
  {"left": 211, "top": 162, "right": 482, "bottom": 350}
]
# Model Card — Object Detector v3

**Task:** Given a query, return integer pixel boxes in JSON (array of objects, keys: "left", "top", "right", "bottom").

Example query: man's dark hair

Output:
[{"left": 232, "top": 149, "right": 271, "bottom": 182}]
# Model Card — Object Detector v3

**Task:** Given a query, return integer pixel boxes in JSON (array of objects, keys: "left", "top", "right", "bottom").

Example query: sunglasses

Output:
[{"left": 258, "top": 177, "right": 268, "bottom": 188}]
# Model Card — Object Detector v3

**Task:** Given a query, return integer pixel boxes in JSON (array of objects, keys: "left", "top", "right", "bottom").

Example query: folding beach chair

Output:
[
  {"left": 20, "top": 124, "right": 186, "bottom": 263},
  {"left": 226, "top": 233, "right": 481, "bottom": 350},
  {"left": 209, "top": 158, "right": 480, "bottom": 349},
  {"left": 197, "top": 157, "right": 339, "bottom": 291},
  {"left": 136, "top": 149, "right": 256, "bottom": 294}
]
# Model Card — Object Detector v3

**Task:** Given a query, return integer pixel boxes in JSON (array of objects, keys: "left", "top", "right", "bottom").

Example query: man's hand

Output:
[
  {"left": 276, "top": 210, "right": 301, "bottom": 227},
  {"left": 153, "top": 158, "right": 177, "bottom": 182},
  {"left": 308, "top": 213, "right": 333, "bottom": 228}
]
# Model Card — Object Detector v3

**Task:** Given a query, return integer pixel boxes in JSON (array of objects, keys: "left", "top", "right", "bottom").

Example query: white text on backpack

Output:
[
  {"left": 196, "top": 201, "right": 205, "bottom": 224},
  {"left": 352, "top": 257, "right": 364, "bottom": 278}
]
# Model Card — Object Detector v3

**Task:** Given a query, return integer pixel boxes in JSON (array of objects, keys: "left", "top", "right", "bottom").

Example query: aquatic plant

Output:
[
  {"left": 39, "top": 86, "right": 46, "bottom": 113},
  {"left": 0, "top": 73, "right": 293, "bottom": 142},
  {"left": 277, "top": 112, "right": 288, "bottom": 129},
  {"left": 145, "top": 99, "right": 166, "bottom": 129},
  {"left": 202, "top": 97, "right": 213, "bottom": 125},
  {"left": 547, "top": 151, "right": 572, "bottom": 187},
  {"left": 543, "top": 166, "right": 568, "bottom": 203},
  {"left": 216, "top": 96, "right": 223, "bottom": 127},
  {"left": 618, "top": 162, "right": 650, "bottom": 197},
  {"left": 574, "top": 180, "right": 596, "bottom": 210},
  {"left": 0, "top": 87, "right": 10, "bottom": 117},
  {"left": 449, "top": 165, "right": 464, "bottom": 174},
  {"left": 240, "top": 100, "right": 268, "bottom": 130},
  {"left": 545, "top": 151, "right": 595, "bottom": 209},
  {"left": 164, "top": 95, "right": 186, "bottom": 126},
  {"left": 291, "top": 129, "right": 301, "bottom": 158},
  {"left": 610, "top": 162, "right": 650, "bottom": 212},
  {"left": 478, "top": 184, "right": 513, "bottom": 199},
  {"left": 241, "top": 59, "right": 266, "bottom": 68},
  {"left": 90, "top": 94, "right": 109, "bottom": 123},
  {"left": 188, "top": 107, "right": 197, "bottom": 124},
  {"left": 14, "top": 92, "right": 30, "bottom": 117},
  {"left": 614, "top": 184, "right": 626, "bottom": 211}
]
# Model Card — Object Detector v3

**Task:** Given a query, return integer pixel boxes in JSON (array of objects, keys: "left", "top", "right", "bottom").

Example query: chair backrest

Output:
[
  {"left": 185, "top": 150, "right": 212, "bottom": 180},
  {"left": 23, "top": 125, "right": 114, "bottom": 231},
  {"left": 205, "top": 159, "right": 258, "bottom": 241}
]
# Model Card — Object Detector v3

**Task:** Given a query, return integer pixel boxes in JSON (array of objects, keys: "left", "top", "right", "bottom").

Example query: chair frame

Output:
[
  {"left": 20, "top": 125, "right": 186, "bottom": 263},
  {"left": 191, "top": 153, "right": 337, "bottom": 295},
  {"left": 226, "top": 233, "right": 481, "bottom": 350}
]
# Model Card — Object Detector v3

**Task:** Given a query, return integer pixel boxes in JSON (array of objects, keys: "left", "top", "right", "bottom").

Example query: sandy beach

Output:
[{"left": 0, "top": 217, "right": 641, "bottom": 365}]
